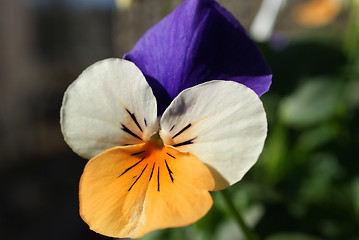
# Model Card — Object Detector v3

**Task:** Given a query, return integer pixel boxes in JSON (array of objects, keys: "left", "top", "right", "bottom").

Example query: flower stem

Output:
[{"left": 220, "top": 189, "right": 260, "bottom": 240}]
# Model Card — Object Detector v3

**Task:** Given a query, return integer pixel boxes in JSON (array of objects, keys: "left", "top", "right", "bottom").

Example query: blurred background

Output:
[{"left": 0, "top": 0, "right": 358, "bottom": 239}]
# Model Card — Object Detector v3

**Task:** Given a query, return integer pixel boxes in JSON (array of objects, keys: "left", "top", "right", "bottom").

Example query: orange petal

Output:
[
  {"left": 79, "top": 143, "right": 214, "bottom": 238},
  {"left": 293, "top": 0, "right": 342, "bottom": 28}
]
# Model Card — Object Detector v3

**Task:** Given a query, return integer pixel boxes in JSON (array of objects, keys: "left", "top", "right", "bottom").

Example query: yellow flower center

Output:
[{"left": 149, "top": 132, "right": 164, "bottom": 149}]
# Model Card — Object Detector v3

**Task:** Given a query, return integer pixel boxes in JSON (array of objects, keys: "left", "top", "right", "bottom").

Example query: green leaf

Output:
[
  {"left": 297, "top": 123, "right": 338, "bottom": 151},
  {"left": 344, "top": 0, "right": 359, "bottom": 61},
  {"left": 280, "top": 78, "right": 342, "bottom": 127},
  {"left": 260, "top": 123, "right": 288, "bottom": 183}
]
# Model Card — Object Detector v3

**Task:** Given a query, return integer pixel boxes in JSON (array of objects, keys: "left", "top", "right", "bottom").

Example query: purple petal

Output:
[{"left": 124, "top": 0, "right": 271, "bottom": 113}]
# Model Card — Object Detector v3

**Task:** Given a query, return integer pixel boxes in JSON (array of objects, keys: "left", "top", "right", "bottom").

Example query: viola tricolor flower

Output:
[{"left": 60, "top": 0, "right": 271, "bottom": 238}]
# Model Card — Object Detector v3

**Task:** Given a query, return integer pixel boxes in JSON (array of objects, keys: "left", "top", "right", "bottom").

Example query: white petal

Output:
[
  {"left": 160, "top": 81, "right": 267, "bottom": 190},
  {"left": 61, "top": 59, "right": 158, "bottom": 159}
]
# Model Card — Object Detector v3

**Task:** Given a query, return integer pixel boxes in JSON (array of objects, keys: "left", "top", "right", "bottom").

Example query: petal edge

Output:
[
  {"left": 160, "top": 80, "right": 267, "bottom": 190},
  {"left": 61, "top": 58, "right": 158, "bottom": 159}
]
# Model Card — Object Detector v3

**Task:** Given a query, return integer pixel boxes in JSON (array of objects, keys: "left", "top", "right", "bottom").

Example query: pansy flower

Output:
[{"left": 60, "top": 0, "right": 271, "bottom": 238}]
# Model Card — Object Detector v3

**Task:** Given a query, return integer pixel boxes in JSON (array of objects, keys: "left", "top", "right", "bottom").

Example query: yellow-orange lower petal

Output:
[{"left": 79, "top": 143, "right": 214, "bottom": 238}]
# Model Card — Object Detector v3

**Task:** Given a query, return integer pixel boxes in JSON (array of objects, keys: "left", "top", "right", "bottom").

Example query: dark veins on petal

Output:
[
  {"left": 120, "top": 108, "right": 145, "bottom": 141},
  {"left": 171, "top": 123, "right": 196, "bottom": 148},
  {"left": 125, "top": 108, "right": 143, "bottom": 132},
  {"left": 149, "top": 162, "right": 156, "bottom": 181},
  {"left": 121, "top": 124, "right": 142, "bottom": 141},
  {"left": 128, "top": 164, "right": 148, "bottom": 191},
  {"left": 118, "top": 149, "right": 177, "bottom": 193},
  {"left": 131, "top": 151, "right": 145, "bottom": 156},
  {"left": 119, "top": 157, "right": 146, "bottom": 177},
  {"left": 169, "top": 125, "right": 175, "bottom": 132},
  {"left": 166, "top": 152, "right": 176, "bottom": 159},
  {"left": 173, "top": 137, "right": 196, "bottom": 148},
  {"left": 157, "top": 166, "right": 160, "bottom": 192},
  {"left": 165, "top": 160, "right": 174, "bottom": 183},
  {"left": 172, "top": 123, "right": 192, "bottom": 139}
]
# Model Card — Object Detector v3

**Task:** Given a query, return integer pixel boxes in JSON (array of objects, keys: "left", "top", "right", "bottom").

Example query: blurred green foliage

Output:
[{"left": 139, "top": 4, "right": 359, "bottom": 240}]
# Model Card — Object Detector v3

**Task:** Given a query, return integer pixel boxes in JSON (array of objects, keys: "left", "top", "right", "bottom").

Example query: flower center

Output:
[{"left": 149, "top": 132, "right": 164, "bottom": 149}]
